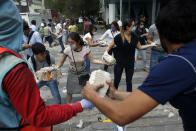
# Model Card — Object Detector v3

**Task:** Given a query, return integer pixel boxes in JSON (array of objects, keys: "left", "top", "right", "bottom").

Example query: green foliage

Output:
[{"left": 45, "top": 0, "right": 100, "bottom": 18}]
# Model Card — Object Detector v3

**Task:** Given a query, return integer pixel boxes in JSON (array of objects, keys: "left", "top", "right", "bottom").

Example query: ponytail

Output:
[{"left": 79, "top": 36, "right": 85, "bottom": 46}]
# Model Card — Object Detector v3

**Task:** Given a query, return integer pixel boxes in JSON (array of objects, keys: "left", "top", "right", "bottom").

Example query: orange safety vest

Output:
[{"left": 0, "top": 46, "right": 22, "bottom": 59}]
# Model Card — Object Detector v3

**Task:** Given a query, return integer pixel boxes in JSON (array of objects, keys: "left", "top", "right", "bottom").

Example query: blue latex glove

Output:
[{"left": 80, "top": 99, "right": 94, "bottom": 110}]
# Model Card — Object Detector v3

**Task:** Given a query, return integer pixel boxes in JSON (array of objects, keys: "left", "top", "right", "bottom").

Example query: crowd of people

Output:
[{"left": 0, "top": 0, "right": 196, "bottom": 131}]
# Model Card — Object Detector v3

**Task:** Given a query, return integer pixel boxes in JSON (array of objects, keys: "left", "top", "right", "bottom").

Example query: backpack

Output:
[{"left": 31, "top": 50, "right": 51, "bottom": 71}]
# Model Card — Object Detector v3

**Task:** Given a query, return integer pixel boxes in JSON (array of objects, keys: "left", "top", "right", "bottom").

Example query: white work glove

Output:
[
  {"left": 80, "top": 99, "right": 94, "bottom": 110},
  {"left": 150, "top": 42, "right": 157, "bottom": 47}
]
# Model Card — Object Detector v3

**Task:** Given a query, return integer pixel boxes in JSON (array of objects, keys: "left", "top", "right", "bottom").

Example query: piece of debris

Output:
[
  {"left": 89, "top": 70, "right": 111, "bottom": 97},
  {"left": 76, "top": 119, "right": 83, "bottom": 128},
  {"left": 168, "top": 112, "right": 175, "bottom": 118}
]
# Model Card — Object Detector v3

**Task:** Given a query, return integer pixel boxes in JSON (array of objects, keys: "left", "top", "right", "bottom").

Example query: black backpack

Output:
[
  {"left": 31, "top": 50, "right": 51, "bottom": 71},
  {"left": 27, "top": 31, "right": 34, "bottom": 44}
]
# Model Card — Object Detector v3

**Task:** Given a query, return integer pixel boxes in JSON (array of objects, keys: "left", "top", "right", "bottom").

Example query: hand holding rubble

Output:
[
  {"left": 82, "top": 82, "right": 104, "bottom": 99},
  {"left": 150, "top": 42, "right": 157, "bottom": 47},
  {"left": 106, "top": 81, "right": 117, "bottom": 99},
  {"left": 102, "top": 51, "right": 116, "bottom": 65}
]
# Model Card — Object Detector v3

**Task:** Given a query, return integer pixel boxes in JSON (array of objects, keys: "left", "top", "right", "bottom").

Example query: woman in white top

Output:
[
  {"left": 99, "top": 21, "right": 120, "bottom": 71},
  {"left": 83, "top": 25, "right": 102, "bottom": 72},
  {"left": 57, "top": 32, "right": 107, "bottom": 103}
]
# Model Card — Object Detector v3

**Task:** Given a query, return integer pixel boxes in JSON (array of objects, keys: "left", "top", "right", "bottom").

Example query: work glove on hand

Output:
[
  {"left": 150, "top": 42, "right": 157, "bottom": 47},
  {"left": 80, "top": 99, "right": 94, "bottom": 110}
]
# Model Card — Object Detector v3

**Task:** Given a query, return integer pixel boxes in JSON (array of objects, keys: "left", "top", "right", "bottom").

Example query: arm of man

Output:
[
  {"left": 107, "top": 81, "right": 131, "bottom": 100},
  {"left": 82, "top": 56, "right": 196, "bottom": 126},
  {"left": 22, "top": 44, "right": 32, "bottom": 50},
  {"left": 82, "top": 83, "right": 158, "bottom": 126},
  {"left": 2, "top": 63, "right": 83, "bottom": 127}
]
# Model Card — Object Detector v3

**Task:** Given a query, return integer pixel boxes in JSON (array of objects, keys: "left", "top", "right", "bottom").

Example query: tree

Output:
[{"left": 45, "top": 0, "right": 100, "bottom": 18}]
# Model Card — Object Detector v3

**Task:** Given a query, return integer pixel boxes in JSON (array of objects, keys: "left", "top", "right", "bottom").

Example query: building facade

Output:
[
  {"left": 14, "top": 0, "right": 43, "bottom": 13},
  {"left": 101, "top": 0, "right": 166, "bottom": 26}
]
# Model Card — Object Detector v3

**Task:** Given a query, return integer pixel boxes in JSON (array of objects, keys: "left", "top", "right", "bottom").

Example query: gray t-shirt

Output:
[
  {"left": 28, "top": 54, "right": 55, "bottom": 72},
  {"left": 148, "top": 24, "right": 164, "bottom": 52}
]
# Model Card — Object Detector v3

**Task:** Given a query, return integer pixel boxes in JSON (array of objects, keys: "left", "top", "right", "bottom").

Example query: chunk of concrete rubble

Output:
[
  {"left": 89, "top": 70, "right": 111, "bottom": 97},
  {"left": 168, "top": 112, "right": 175, "bottom": 118},
  {"left": 76, "top": 119, "right": 83, "bottom": 128},
  {"left": 102, "top": 52, "right": 116, "bottom": 65},
  {"left": 36, "top": 65, "right": 62, "bottom": 81}
]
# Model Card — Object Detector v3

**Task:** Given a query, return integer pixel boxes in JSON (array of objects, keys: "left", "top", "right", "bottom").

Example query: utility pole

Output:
[{"left": 42, "top": 0, "right": 45, "bottom": 9}]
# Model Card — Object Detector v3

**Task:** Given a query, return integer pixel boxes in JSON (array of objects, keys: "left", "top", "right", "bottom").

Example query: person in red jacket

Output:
[{"left": 0, "top": 1, "right": 93, "bottom": 130}]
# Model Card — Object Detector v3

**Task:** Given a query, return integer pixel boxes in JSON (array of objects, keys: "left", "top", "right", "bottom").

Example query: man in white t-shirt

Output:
[
  {"left": 115, "top": 16, "right": 122, "bottom": 30},
  {"left": 44, "top": 24, "right": 53, "bottom": 47},
  {"left": 56, "top": 21, "right": 65, "bottom": 53},
  {"left": 30, "top": 20, "right": 38, "bottom": 32},
  {"left": 22, "top": 21, "right": 42, "bottom": 59}
]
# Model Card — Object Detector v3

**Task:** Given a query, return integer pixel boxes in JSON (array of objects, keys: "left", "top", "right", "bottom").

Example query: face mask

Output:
[
  {"left": 140, "top": 25, "right": 144, "bottom": 29},
  {"left": 93, "top": 32, "right": 97, "bottom": 35},
  {"left": 111, "top": 27, "right": 116, "bottom": 32},
  {"left": 70, "top": 44, "right": 76, "bottom": 50}
]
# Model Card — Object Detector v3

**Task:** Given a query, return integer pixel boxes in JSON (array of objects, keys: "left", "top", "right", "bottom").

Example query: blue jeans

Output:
[
  {"left": 58, "top": 36, "right": 65, "bottom": 52},
  {"left": 85, "top": 56, "right": 90, "bottom": 73},
  {"left": 114, "top": 64, "right": 134, "bottom": 92},
  {"left": 135, "top": 49, "right": 147, "bottom": 69},
  {"left": 38, "top": 80, "right": 61, "bottom": 104},
  {"left": 150, "top": 49, "right": 167, "bottom": 70}
]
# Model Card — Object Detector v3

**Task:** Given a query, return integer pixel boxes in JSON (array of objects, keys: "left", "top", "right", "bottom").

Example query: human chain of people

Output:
[{"left": 0, "top": 0, "right": 196, "bottom": 131}]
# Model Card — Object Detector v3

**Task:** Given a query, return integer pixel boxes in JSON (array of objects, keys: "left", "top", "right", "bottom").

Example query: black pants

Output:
[
  {"left": 114, "top": 64, "right": 134, "bottom": 92},
  {"left": 45, "top": 35, "right": 53, "bottom": 47},
  {"left": 104, "top": 49, "right": 113, "bottom": 71},
  {"left": 182, "top": 119, "right": 196, "bottom": 131}
]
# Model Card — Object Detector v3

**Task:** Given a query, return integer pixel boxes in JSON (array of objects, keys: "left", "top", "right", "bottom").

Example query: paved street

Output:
[{"left": 39, "top": 27, "right": 183, "bottom": 131}]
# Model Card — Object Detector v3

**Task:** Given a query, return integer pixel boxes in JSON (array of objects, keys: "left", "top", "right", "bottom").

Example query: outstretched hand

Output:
[{"left": 22, "top": 44, "right": 31, "bottom": 50}]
